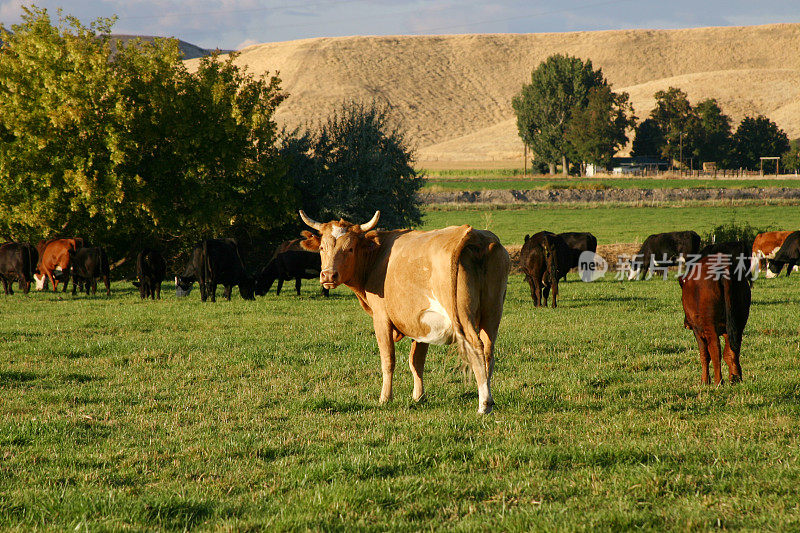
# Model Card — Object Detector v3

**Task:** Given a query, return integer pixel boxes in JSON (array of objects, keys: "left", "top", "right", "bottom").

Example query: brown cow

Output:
[
  {"left": 679, "top": 253, "right": 751, "bottom": 385},
  {"left": 751, "top": 231, "right": 794, "bottom": 274},
  {"left": 35, "top": 238, "right": 82, "bottom": 292},
  {"left": 299, "top": 210, "right": 510, "bottom": 414}
]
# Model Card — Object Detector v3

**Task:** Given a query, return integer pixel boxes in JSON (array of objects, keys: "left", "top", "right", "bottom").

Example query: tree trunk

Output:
[
  {"left": 548, "top": 162, "right": 556, "bottom": 175},
  {"left": 562, "top": 155, "right": 568, "bottom": 176}
]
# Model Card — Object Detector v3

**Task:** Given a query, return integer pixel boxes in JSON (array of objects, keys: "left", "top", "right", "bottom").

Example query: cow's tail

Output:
[
  {"left": 450, "top": 228, "right": 482, "bottom": 367},
  {"left": 19, "top": 244, "right": 32, "bottom": 292},
  {"left": 722, "top": 276, "right": 742, "bottom": 354},
  {"left": 544, "top": 239, "right": 558, "bottom": 290},
  {"left": 202, "top": 240, "right": 212, "bottom": 287},
  {"left": 99, "top": 247, "right": 109, "bottom": 276}
]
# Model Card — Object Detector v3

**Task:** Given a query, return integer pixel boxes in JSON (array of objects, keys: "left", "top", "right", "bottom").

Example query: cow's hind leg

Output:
[
  {"left": 103, "top": 275, "right": 110, "bottom": 296},
  {"left": 155, "top": 282, "right": 161, "bottom": 300},
  {"left": 276, "top": 278, "right": 283, "bottom": 296},
  {"left": 1, "top": 277, "right": 10, "bottom": 295},
  {"left": 722, "top": 334, "right": 742, "bottom": 383},
  {"left": 706, "top": 330, "right": 724, "bottom": 385},
  {"left": 693, "top": 330, "right": 711, "bottom": 385},
  {"left": 373, "top": 316, "right": 396, "bottom": 404},
  {"left": 295, "top": 277, "right": 302, "bottom": 296},
  {"left": 408, "top": 341, "right": 429, "bottom": 402}
]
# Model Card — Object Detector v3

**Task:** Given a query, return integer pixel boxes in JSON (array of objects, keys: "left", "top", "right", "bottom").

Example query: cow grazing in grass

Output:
[
  {"left": 751, "top": 231, "right": 795, "bottom": 274},
  {"left": 629, "top": 230, "right": 701, "bottom": 280},
  {"left": 520, "top": 231, "right": 570, "bottom": 308},
  {"left": 176, "top": 239, "right": 255, "bottom": 301},
  {"left": 556, "top": 232, "right": 597, "bottom": 281},
  {"left": 299, "top": 210, "right": 510, "bottom": 414},
  {"left": 679, "top": 254, "right": 751, "bottom": 385},
  {"left": 35, "top": 238, "right": 82, "bottom": 292},
  {"left": 0, "top": 242, "right": 37, "bottom": 295},
  {"left": 766, "top": 231, "right": 800, "bottom": 278},
  {"left": 254, "top": 240, "right": 328, "bottom": 297},
  {"left": 69, "top": 247, "right": 111, "bottom": 296},
  {"left": 134, "top": 248, "right": 167, "bottom": 299}
]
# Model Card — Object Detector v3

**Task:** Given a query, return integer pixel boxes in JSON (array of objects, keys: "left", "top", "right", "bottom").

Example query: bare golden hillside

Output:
[{"left": 187, "top": 24, "right": 800, "bottom": 163}]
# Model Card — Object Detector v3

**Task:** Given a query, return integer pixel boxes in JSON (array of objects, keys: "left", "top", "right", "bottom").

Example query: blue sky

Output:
[{"left": 2, "top": 0, "right": 799, "bottom": 50}]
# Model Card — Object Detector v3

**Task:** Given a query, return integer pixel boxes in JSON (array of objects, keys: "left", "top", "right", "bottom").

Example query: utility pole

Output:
[{"left": 679, "top": 132, "right": 683, "bottom": 177}]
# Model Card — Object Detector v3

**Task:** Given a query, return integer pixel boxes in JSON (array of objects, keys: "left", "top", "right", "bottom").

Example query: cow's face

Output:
[
  {"left": 175, "top": 276, "right": 193, "bottom": 296},
  {"left": 299, "top": 210, "right": 380, "bottom": 290},
  {"left": 766, "top": 262, "right": 783, "bottom": 279},
  {"left": 34, "top": 273, "right": 47, "bottom": 291}
]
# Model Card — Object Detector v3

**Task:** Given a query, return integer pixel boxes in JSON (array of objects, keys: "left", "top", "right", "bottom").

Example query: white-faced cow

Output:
[
  {"left": 299, "top": 210, "right": 510, "bottom": 414},
  {"left": 752, "top": 231, "right": 797, "bottom": 275},
  {"left": 766, "top": 231, "right": 800, "bottom": 278}
]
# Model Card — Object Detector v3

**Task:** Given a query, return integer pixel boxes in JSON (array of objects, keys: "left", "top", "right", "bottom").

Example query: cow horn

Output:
[
  {"left": 299, "top": 210, "right": 323, "bottom": 231},
  {"left": 360, "top": 211, "right": 380, "bottom": 232}
]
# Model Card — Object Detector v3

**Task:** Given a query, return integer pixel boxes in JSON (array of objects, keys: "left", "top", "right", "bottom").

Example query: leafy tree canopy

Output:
[
  {"left": 732, "top": 115, "right": 789, "bottom": 171},
  {"left": 512, "top": 54, "right": 607, "bottom": 174},
  {"left": 566, "top": 85, "right": 636, "bottom": 173},
  {"left": 282, "top": 102, "right": 423, "bottom": 230},
  {"left": 0, "top": 6, "right": 292, "bottom": 263}
]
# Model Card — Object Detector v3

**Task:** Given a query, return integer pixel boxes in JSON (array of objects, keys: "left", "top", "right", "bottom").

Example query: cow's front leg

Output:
[
  {"left": 409, "top": 341, "right": 429, "bottom": 402},
  {"left": 373, "top": 316, "right": 396, "bottom": 404}
]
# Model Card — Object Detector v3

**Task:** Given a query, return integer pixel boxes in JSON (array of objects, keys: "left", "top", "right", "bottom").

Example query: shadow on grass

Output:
[
  {"left": 143, "top": 498, "right": 214, "bottom": 530},
  {"left": 0, "top": 370, "right": 37, "bottom": 387},
  {"left": 301, "top": 397, "right": 369, "bottom": 414}
]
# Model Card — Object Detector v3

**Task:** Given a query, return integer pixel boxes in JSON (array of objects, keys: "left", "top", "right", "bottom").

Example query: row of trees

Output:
[
  {"left": 513, "top": 54, "right": 795, "bottom": 174},
  {"left": 0, "top": 7, "right": 422, "bottom": 265},
  {"left": 632, "top": 87, "right": 791, "bottom": 171}
]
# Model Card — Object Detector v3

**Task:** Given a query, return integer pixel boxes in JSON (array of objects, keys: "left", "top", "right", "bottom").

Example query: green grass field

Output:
[
  {"left": 422, "top": 177, "right": 800, "bottom": 191},
  {"left": 2, "top": 271, "right": 800, "bottom": 530},
  {"left": 420, "top": 204, "right": 800, "bottom": 245}
]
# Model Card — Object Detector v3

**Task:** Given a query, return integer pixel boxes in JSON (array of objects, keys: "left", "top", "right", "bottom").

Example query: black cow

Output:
[
  {"left": 0, "top": 242, "right": 37, "bottom": 295},
  {"left": 766, "top": 231, "right": 800, "bottom": 278},
  {"left": 255, "top": 249, "right": 329, "bottom": 297},
  {"left": 629, "top": 230, "right": 701, "bottom": 280},
  {"left": 520, "top": 231, "right": 570, "bottom": 308},
  {"left": 69, "top": 247, "right": 111, "bottom": 296},
  {"left": 176, "top": 239, "right": 255, "bottom": 301},
  {"left": 134, "top": 248, "right": 167, "bottom": 299},
  {"left": 556, "top": 232, "right": 598, "bottom": 281}
]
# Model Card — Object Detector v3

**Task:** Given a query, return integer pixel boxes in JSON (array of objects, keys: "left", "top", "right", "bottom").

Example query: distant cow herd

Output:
[{"left": 2, "top": 223, "right": 799, "bottom": 413}]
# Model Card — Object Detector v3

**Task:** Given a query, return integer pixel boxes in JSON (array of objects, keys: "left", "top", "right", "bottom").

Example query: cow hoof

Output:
[
  {"left": 477, "top": 402, "right": 494, "bottom": 415},
  {"left": 412, "top": 392, "right": 427, "bottom": 403}
]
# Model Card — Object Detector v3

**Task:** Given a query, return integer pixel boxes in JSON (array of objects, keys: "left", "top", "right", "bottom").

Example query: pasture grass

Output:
[
  {"left": 2, "top": 272, "right": 800, "bottom": 530},
  {"left": 419, "top": 203, "right": 800, "bottom": 245},
  {"left": 422, "top": 177, "right": 800, "bottom": 191}
]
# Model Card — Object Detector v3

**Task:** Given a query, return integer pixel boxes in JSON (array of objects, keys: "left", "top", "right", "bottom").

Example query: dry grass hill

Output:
[{"left": 186, "top": 24, "right": 800, "bottom": 163}]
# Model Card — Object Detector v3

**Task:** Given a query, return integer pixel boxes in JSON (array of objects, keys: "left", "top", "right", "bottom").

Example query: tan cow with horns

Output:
[{"left": 299, "top": 210, "right": 510, "bottom": 414}]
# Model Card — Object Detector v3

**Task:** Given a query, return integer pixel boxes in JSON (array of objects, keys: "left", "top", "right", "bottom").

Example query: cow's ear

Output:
[
  {"left": 300, "top": 231, "right": 321, "bottom": 252},
  {"left": 524, "top": 234, "right": 530, "bottom": 242},
  {"left": 364, "top": 231, "right": 380, "bottom": 250}
]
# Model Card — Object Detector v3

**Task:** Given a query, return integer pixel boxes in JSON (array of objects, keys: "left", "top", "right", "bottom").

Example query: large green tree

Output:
[
  {"left": 512, "top": 54, "right": 605, "bottom": 175},
  {"left": 691, "top": 98, "right": 733, "bottom": 167},
  {"left": 566, "top": 85, "right": 635, "bottom": 174},
  {"left": 282, "top": 102, "right": 422, "bottom": 230},
  {"left": 631, "top": 118, "right": 665, "bottom": 158},
  {"left": 649, "top": 87, "right": 697, "bottom": 165},
  {"left": 0, "top": 6, "right": 292, "bottom": 261},
  {"left": 732, "top": 115, "right": 790, "bottom": 171}
]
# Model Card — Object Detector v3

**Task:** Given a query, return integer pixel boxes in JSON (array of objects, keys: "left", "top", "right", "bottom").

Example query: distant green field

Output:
[
  {"left": 2, "top": 272, "right": 800, "bottom": 530},
  {"left": 419, "top": 204, "right": 800, "bottom": 245},
  {"left": 422, "top": 177, "right": 800, "bottom": 191}
]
